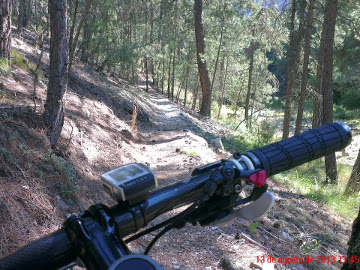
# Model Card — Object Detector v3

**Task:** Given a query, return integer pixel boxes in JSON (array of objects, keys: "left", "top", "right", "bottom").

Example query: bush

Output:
[
  {"left": 339, "top": 88, "right": 360, "bottom": 110},
  {"left": 45, "top": 150, "right": 79, "bottom": 198},
  {"left": 334, "top": 105, "right": 360, "bottom": 120},
  {"left": 0, "top": 57, "right": 11, "bottom": 75}
]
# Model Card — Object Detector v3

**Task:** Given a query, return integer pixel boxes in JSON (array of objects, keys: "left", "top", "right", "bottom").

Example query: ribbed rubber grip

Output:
[
  {"left": 0, "top": 229, "right": 77, "bottom": 270},
  {"left": 244, "top": 122, "right": 352, "bottom": 177}
]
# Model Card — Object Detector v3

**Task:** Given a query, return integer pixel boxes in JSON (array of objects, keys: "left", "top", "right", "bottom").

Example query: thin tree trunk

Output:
[
  {"left": 234, "top": 86, "right": 242, "bottom": 119},
  {"left": 43, "top": 0, "right": 68, "bottom": 148},
  {"left": 184, "top": 75, "right": 189, "bottom": 106},
  {"left": 161, "top": 57, "right": 165, "bottom": 95},
  {"left": 217, "top": 55, "right": 229, "bottom": 120},
  {"left": 0, "top": 0, "right": 12, "bottom": 59},
  {"left": 194, "top": 0, "right": 212, "bottom": 117},
  {"left": 18, "top": 0, "right": 25, "bottom": 33},
  {"left": 176, "top": 67, "right": 190, "bottom": 102},
  {"left": 69, "top": 0, "right": 93, "bottom": 71},
  {"left": 320, "top": 0, "right": 339, "bottom": 183},
  {"left": 171, "top": 0, "right": 178, "bottom": 101},
  {"left": 145, "top": 57, "right": 149, "bottom": 92},
  {"left": 68, "top": 0, "right": 79, "bottom": 60},
  {"left": 171, "top": 48, "right": 176, "bottom": 100},
  {"left": 192, "top": 75, "right": 199, "bottom": 110},
  {"left": 210, "top": 14, "right": 225, "bottom": 94},
  {"left": 282, "top": 0, "right": 306, "bottom": 139},
  {"left": 295, "top": 0, "right": 315, "bottom": 135},
  {"left": 245, "top": 30, "right": 255, "bottom": 124},
  {"left": 167, "top": 52, "right": 172, "bottom": 98}
]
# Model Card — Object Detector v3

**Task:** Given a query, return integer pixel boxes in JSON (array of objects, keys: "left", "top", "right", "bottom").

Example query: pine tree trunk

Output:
[
  {"left": 319, "top": 0, "right": 339, "bottom": 183},
  {"left": 69, "top": 0, "right": 93, "bottom": 71},
  {"left": 217, "top": 55, "right": 228, "bottom": 120},
  {"left": 282, "top": 0, "right": 306, "bottom": 139},
  {"left": 184, "top": 75, "right": 188, "bottom": 106},
  {"left": 145, "top": 57, "right": 149, "bottom": 92},
  {"left": 0, "top": 0, "right": 12, "bottom": 59},
  {"left": 295, "top": 0, "right": 315, "bottom": 135},
  {"left": 345, "top": 148, "right": 360, "bottom": 194},
  {"left": 342, "top": 206, "right": 360, "bottom": 270},
  {"left": 192, "top": 75, "right": 199, "bottom": 110},
  {"left": 43, "top": 0, "right": 68, "bottom": 148},
  {"left": 167, "top": 52, "right": 172, "bottom": 98},
  {"left": 194, "top": 0, "right": 212, "bottom": 117},
  {"left": 245, "top": 33, "right": 255, "bottom": 124},
  {"left": 17, "top": 0, "right": 25, "bottom": 33}
]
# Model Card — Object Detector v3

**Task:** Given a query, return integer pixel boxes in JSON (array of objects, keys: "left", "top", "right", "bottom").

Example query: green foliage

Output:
[
  {"left": 11, "top": 50, "right": 28, "bottom": 69},
  {"left": 334, "top": 105, "right": 360, "bottom": 120},
  {"left": 249, "top": 222, "right": 258, "bottom": 233},
  {"left": 300, "top": 240, "right": 320, "bottom": 255},
  {"left": 45, "top": 150, "right": 79, "bottom": 198},
  {"left": 274, "top": 160, "right": 360, "bottom": 219},
  {"left": 0, "top": 57, "right": 11, "bottom": 75},
  {"left": 339, "top": 88, "right": 360, "bottom": 110}
]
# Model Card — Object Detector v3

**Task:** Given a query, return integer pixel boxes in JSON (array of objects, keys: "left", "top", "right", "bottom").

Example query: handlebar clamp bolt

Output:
[
  {"left": 224, "top": 168, "right": 233, "bottom": 177},
  {"left": 234, "top": 184, "right": 242, "bottom": 193}
]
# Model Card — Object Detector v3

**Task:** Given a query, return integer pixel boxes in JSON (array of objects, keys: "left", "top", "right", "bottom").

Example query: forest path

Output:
[{"left": 132, "top": 88, "right": 222, "bottom": 185}]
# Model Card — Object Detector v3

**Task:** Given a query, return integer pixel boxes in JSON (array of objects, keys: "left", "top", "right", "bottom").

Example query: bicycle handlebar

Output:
[
  {"left": 0, "top": 122, "right": 352, "bottom": 270},
  {"left": 0, "top": 230, "right": 76, "bottom": 270},
  {"left": 245, "top": 121, "right": 352, "bottom": 176}
]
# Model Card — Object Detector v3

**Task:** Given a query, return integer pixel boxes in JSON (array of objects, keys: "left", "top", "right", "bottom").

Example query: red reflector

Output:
[{"left": 248, "top": 170, "right": 267, "bottom": 187}]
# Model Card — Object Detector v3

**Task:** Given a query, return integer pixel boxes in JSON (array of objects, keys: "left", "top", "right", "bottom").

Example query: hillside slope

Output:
[{"left": 0, "top": 31, "right": 354, "bottom": 270}]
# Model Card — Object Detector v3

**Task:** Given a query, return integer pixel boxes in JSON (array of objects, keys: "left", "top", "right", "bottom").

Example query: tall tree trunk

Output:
[
  {"left": 192, "top": 75, "right": 199, "bottom": 110},
  {"left": 161, "top": 57, "right": 165, "bottom": 95},
  {"left": 69, "top": 0, "right": 93, "bottom": 71},
  {"left": 217, "top": 55, "right": 228, "bottom": 120},
  {"left": 194, "top": 0, "right": 212, "bottom": 117},
  {"left": 0, "top": 0, "right": 12, "bottom": 59},
  {"left": 171, "top": 48, "right": 176, "bottom": 100},
  {"left": 245, "top": 30, "right": 255, "bottom": 124},
  {"left": 184, "top": 75, "right": 189, "bottom": 106},
  {"left": 43, "top": 0, "right": 68, "bottom": 148},
  {"left": 210, "top": 5, "right": 225, "bottom": 94},
  {"left": 319, "top": 0, "right": 339, "bottom": 183},
  {"left": 167, "top": 52, "right": 172, "bottom": 98},
  {"left": 17, "top": 0, "right": 25, "bottom": 33},
  {"left": 345, "top": 148, "right": 360, "bottom": 194},
  {"left": 171, "top": 0, "right": 178, "bottom": 101},
  {"left": 342, "top": 206, "right": 360, "bottom": 270},
  {"left": 282, "top": 0, "right": 306, "bottom": 139},
  {"left": 145, "top": 57, "right": 149, "bottom": 92},
  {"left": 68, "top": 0, "right": 79, "bottom": 60},
  {"left": 295, "top": 0, "right": 315, "bottom": 135}
]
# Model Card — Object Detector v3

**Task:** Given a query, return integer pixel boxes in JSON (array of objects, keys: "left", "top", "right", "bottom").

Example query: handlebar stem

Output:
[{"left": 64, "top": 204, "right": 130, "bottom": 270}]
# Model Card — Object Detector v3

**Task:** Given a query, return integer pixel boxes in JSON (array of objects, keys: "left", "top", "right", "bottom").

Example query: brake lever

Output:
[{"left": 210, "top": 192, "right": 275, "bottom": 227}]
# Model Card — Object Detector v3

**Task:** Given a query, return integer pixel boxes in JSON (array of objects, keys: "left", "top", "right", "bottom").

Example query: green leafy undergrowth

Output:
[
  {"left": 45, "top": 150, "right": 80, "bottom": 199},
  {"left": 274, "top": 159, "right": 360, "bottom": 219}
]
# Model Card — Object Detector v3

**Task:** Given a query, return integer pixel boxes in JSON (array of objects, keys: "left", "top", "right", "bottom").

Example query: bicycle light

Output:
[{"left": 101, "top": 163, "right": 158, "bottom": 205}]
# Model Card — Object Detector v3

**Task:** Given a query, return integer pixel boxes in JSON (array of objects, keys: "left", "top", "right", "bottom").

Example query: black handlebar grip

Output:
[
  {"left": 0, "top": 229, "right": 77, "bottom": 270},
  {"left": 244, "top": 122, "right": 352, "bottom": 177}
]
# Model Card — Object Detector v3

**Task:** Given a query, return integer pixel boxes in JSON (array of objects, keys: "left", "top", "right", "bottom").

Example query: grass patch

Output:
[
  {"left": 0, "top": 57, "right": 11, "bottom": 75},
  {"left": 273, "top": 159, "right": 360, "bottom": 219}
]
